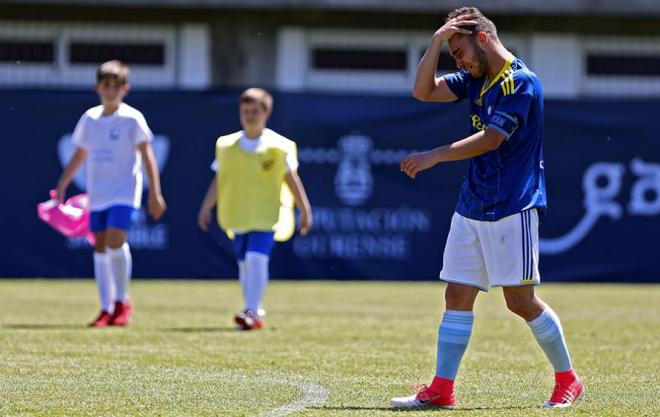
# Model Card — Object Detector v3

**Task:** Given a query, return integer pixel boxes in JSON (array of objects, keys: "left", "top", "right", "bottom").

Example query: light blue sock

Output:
[
  {"left": 435, "top": 310, "right": 474, "bottom": 380},
  {"left": 527, "top": 307, "right": 573, "bottom": 372}
]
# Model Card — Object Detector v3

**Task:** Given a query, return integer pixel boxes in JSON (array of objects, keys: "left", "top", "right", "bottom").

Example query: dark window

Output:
[
  {"left": 587, "top": 54, "right": 660, "bottom": 76},
  {"left": 437, "top": 50, "right": 457, "bottom": 72},
  {"left": 0, "top": 40, "right": 54, "bottom": 63},
  {"left": 420, "top": 47, "right": 519, "bottom": 74},
  {"left": 69, "top": 42, "right": 164, "bottom": 65},
  {"left": 312, "top": 48, "right": 407, "bottom": 71},
  {"left": 418, "top": 48, "right": 459, "bottom": 73}
]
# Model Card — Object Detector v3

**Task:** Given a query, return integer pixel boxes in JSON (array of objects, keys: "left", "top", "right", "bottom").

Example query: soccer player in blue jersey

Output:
[{"left": 390, "top": 7, "right": 584, "bottom": 409}]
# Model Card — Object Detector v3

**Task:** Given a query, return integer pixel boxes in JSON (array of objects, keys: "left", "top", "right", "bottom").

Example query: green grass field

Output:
[{"left": 1, "top": 280, "right": 658, "bottom": 417}]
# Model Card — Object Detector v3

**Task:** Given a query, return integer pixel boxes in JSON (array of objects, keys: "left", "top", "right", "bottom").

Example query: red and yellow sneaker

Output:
[
  {"left": 544, "top": 370, "right": 585, "bottom": 408},
  {"left": 109, "top": 301, "right": 133, "bottom": 326},
  {"left": 234, "top": 309, "right": 264, "bottom": 331},
  {"left": 390, "top": 377, "right": 456, "bottom": 409},
  {"left": 88, "top": 310, "right": 113, "bottom": 328}
]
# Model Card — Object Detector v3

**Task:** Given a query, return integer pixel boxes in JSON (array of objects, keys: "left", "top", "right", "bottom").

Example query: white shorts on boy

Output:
[{"left": 440, "top": 209, "right": 540, "bottom": 291}]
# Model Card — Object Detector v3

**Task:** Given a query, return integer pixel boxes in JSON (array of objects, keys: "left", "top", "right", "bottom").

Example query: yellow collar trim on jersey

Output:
[{"left": 479, "top": 57, "right": 513, "bottom": 99}]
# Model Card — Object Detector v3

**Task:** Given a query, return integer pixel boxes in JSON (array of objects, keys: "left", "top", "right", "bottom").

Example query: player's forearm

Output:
[
  {"left": 285, "top": 172, "right": 312, "bottom": 216},
  {"left": 142, "top": 150, "right": 163, "bottom": 197},
  {"left": 413, "top": 36, "right": 444, "bottom": 100},
  {"left": 432, "top": 129, "right": 505, "bottom": 163},
  {"left": 57, "top": 166, "right": 76, "bottom": 189},
  {"left": 200, "top": 177, "right": 217, "bottom": 212},
  {"left": 58, "top": 149, "right": 87, "bottom": 187}
]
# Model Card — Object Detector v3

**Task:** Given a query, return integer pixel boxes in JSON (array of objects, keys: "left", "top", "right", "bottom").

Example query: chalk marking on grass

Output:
[
  {"left": 141, "top": 367, "right": 329, "bottom": 416},
  {"left": 2, "top": 362, "right": 328, "bottom": 416},
  {"left": 258, "top": 378, "right": 329, "bottom": 417}
]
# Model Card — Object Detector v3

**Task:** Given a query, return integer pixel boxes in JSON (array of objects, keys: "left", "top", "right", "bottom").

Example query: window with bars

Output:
[
  {"left": 0, "top": 40, "right": 55, "bottom": 63},
  {"left": 312, "top": 48, "right": 408, "bottom": 71},
  {"left": 587, "top": 53, "right": 660, "bottom": 77},
  {"left": 69, "top": 42, "right": 165, "bottom": 65},
  {"left": 420, "top": 47, "right": 519, "bottom": 74}
]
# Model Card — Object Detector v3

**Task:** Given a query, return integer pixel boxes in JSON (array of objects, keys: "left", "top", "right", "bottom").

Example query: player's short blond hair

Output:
[
  {"left": 96, "top": 60, "right": 130, "bottom": 85},
  {"left": 239, "top": 88, "right": 273, "bottom": 113}
]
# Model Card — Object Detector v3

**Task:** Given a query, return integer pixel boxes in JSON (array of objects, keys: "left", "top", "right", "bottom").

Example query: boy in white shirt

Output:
[
  {"left": 56, "top": 60, "right": 166, "bottom": 327},
  {"left": 197, "top": 88, "right": 312, "bottom": 330}
]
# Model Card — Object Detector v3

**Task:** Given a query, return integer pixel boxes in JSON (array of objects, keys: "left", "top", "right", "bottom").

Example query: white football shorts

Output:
[{"left": 439, "top": 209, "right": 540, "bottom": 291}]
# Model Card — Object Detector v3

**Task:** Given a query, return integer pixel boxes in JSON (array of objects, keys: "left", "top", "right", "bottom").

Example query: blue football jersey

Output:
[{"left": 443, "top": 57, "right": 546, "bottom": 221}]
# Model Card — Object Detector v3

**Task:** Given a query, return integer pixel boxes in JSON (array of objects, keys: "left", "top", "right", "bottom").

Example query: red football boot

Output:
[
  {"left": 234, "top": 309, "right": 264, "bottom": 331},
  {"left": 109, "top": 301, "right": 133, "bottom": 326},
  {"left": 390, "top": 377, "right": 456, "bottom": 409},
  {"left": 89, "top": 310, "right": 113, "bottom": 328},
  {"left": 544, "top": 370, "right": 585, "bottom": 408}
]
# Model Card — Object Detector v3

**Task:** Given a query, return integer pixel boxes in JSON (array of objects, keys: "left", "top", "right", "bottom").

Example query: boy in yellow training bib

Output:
[{"left": 197, "top": 88, "right": 313, "bottom": 330}]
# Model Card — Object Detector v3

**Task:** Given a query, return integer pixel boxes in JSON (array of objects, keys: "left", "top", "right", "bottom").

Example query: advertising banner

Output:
[{"left": 1, "top": 91, "right": 658, "bottom": 282}]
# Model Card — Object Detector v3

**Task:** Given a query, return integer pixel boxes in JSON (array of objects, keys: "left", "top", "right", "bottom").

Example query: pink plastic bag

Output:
[{"left": 37, "top": 190, "right": 95, "bottom": 245}]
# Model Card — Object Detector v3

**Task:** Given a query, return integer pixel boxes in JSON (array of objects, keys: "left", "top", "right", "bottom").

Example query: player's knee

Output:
[
  {"left": 105, "top": 229, "right": 128, "bottom": 249},
  {"left": 94, "top": 238, "right": 106, "bottom": 253},
  {"left": 505, "top": 296, "right": 524, "bottom": 315},
  {"left": 505, "top": 295, "right": 537, "bottom": 319},
  {"left": 444, "top": 285, "right": 474, "bottom": 310}
]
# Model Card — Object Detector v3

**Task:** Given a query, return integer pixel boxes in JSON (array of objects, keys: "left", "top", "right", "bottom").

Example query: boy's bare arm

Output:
[
  {"left": 284, "top": 171, "right": 313, "bottom": 236},
  {"left": 56, "top": 147, "right": 88, "bottom": 201},
  {"left": 197, "top": 176, "right": 217, "bottom": 232},
  {"left": 138, "top": 142, "right": 167, "bottom": 220}
]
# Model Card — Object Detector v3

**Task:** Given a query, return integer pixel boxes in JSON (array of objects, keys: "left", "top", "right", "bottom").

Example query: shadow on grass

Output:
[
  {"left": 3, "top": 323, "right": 83, "bottom": 330},
  {"left": 313, "top": 404, "right": 539, "bottom": 412},
  {"left": 452, "top": 405, "right": 540, "bottom": 411},
  {"left": 310, "top": 406, "right": 396, "bottom": 412},
  {"left": 160, "top": 326, "right": 238, "bottom": 333}
]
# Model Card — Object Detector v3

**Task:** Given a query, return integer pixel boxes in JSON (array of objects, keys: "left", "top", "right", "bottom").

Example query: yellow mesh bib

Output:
[{"left": 215, "top": 132, "right": 295, "bottom": 242}]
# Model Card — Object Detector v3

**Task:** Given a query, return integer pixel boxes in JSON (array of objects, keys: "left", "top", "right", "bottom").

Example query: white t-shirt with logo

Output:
[
  {"left": 210, "top": 129, "right": 299, "bottom": 173},
  {"left": 71, "top": 103, "right": 153, "bottom": 211}
]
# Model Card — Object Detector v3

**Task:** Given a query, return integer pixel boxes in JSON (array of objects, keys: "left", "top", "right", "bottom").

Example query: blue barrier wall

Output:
[{"left": 1, "top": 90, "right": 658, "bottom": 282}]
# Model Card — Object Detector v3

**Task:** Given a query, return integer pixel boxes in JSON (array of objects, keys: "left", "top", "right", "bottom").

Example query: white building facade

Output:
[{"left": 1, "top": 0, "right": 660, "bottom": 98}]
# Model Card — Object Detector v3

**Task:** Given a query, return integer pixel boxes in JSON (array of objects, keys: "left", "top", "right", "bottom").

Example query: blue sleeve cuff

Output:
[
  {"left": 488, "top": 124, "right": 511, "bottom": 138},
  {"left": 488, "top": 111, "right": 519, "bottom": 138}
]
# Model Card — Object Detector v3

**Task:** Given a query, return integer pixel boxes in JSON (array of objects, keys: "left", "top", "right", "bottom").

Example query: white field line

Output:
[
  {"left": 259, "top": 379, "right": 329, "bottom": 417},
  {"left": 1, "top": 361, "right": 329, "bottom": 416}
]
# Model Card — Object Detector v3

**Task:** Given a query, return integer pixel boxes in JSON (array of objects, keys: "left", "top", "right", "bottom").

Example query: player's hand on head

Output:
[
  {"left": 400, "top": 151, "right": 437, "bottom": 179},
  {"left": 434, "top": 14, "right": 478, "bottom": 42},
  {"left": 148, "top": 194, "right": 166, "bottom": 221},
  {"left": 197, "top": 208, "right": 211, "bottom": 232}
]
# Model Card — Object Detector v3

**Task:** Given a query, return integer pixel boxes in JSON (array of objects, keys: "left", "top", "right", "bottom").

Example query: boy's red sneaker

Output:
[
  {"left": 89, "top": 310, "right": 113, "bottom": 328},
  {"left": 109, "top": 301, "right": 133, "bottom": 326},
  {"left": 234, "top": 309, "right": 264, "bottom": 331}
]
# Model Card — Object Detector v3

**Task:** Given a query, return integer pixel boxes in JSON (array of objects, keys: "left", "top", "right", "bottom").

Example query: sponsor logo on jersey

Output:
[{"left": 470, "top": 114, "right": 488, "bottom": 131}]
